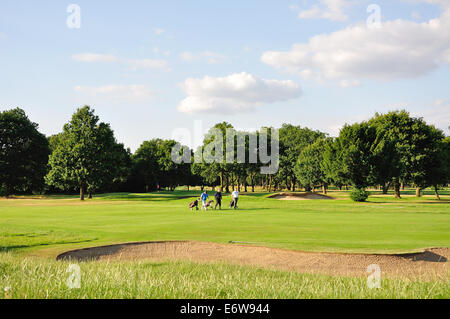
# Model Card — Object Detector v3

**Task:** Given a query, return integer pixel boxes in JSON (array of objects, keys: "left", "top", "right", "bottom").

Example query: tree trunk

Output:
[
  {"left": 382, "top": 182, "right": 390, "bottom": 195},
  {"left": 401, "top": 182, "right": 405, "bottom": 191},
  {"left": 88, "top": 192, "right": 92, "bottom": 199},
  {"left": 268, "top": 175, "right": 272, "bottom": 192},
  {"left": 187, "top": 185, "right": 190, "bottom": 191},
  {"left": 323, "top": 183, "right": 327, "bottom": 195},
  {"left": 415, "top": 187, "right": 422, "bottom": 197},
  {"left": 225, "top": 174, "right": 230, "bottom": 193},
  {"left": 291, "top": 180, "right": 296, "bottom": 192},
  {"left": 220, "top": 171, "right": 224, "bottom": 191},
  {"left": 393, "top": 179, "right": 401, "bottom": 199},
  {"left": 80, "top": 186, "right": 85, "bottom": 201},
  {"left": 434, "top": 185, "right": 440, "bottom": 200}
]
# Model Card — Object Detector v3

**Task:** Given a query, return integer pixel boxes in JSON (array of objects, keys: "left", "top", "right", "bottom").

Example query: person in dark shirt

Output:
[{"left": 214, "top": 189, "right": 223, "bottom": 210}]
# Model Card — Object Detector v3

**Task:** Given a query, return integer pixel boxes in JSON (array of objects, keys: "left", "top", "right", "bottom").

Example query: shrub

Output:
[
  {"left": 350, "top": 188, "right": 369, "bottom": 202},
  {"left": 0, "top": 184, "right": 7, "bottom": 197}
]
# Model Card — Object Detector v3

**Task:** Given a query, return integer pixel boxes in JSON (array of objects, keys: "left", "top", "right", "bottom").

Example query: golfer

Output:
[
  {"left": 231, "top": 189, "right": 239, "bottom": 209},
  {"left": 201, "top": 191, "right": 209, "bottom": 211},
  {"left": 214, "top": 189, "right": 222, "bottom": 210}
]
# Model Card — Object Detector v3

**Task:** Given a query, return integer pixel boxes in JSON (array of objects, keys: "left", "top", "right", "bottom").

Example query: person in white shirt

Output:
[{"left": 231, "top": 189, "right": 239, "bottom": 209}]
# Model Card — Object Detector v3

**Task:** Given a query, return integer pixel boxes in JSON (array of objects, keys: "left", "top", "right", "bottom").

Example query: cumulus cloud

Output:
[
  {"left": 180, "top": 51, "right": 228, "bottom": 64},
  {"left": 297, "top": 0, "right": 352, "bottom": 21},
  {"left": 74, "top": 85, "right": 154, "bottom": 103},
  {"left": 262, "top": 6, "right": 450, "bottom": 84},
  {"left": 177, "top": 72, "right": 301, "bottom": 114}
]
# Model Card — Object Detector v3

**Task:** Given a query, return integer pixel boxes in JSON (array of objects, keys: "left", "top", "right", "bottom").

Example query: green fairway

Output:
[
  {"left": 1, "top": 190, "right": 449, "bottom": 256},
  {"left": 1, "top": 190, "right": 449, "bottom": 299}
]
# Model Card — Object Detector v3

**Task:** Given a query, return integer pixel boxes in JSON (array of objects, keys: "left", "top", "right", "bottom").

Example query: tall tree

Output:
[
  {"left": 0, "top": 108, "right": 50, "bottom": 197},
  {"left": 336, "top": 122, "right": 376, "bottom": 190},
  {"left": 278, "top": 124, "right": 325, "bottom": 191},
  {"left": 295, "top": 138, "right": 328, "bottom": 193},
  {"left": 428, "top": 137, "right": 450, "bottom": 199},
  {"left": 370, "top": 111, "right": 445, "bottom": 198},
  {"left": 321, "top": 137, "right": 347, "bottom": 190},
  {"left": 46, "top": 106, "right": 128, "bottom": 200}
]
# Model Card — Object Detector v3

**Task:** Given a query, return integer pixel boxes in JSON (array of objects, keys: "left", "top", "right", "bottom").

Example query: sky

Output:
[{"left": 0, "top": 0, "right": 449, "bottom": 151}]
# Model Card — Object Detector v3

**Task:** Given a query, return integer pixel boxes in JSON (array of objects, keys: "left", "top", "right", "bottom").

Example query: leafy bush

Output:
[
  {"left": 350, "top": 188, "right": 369, "bottom": 202},
  {"left": 0, "top": 184, "right": 7, "bottom": 197}
]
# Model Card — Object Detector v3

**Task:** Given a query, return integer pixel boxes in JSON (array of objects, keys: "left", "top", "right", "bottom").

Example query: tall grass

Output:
[{"left": 0, "top": 253, "right": 448, "bottom": 299}]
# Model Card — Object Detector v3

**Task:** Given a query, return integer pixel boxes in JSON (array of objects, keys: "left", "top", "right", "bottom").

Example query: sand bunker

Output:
[
  {"left": 269, "top": 192, "right": 333, "bottom": 200},
  {"left": 57, "top": 241, "right": 448, "bottom": 280}
]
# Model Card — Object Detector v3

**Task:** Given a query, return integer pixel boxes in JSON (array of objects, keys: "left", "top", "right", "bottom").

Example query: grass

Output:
[
  {"left": 0, "top": 189, "right": 449, "bottom": 299},
  {"left": 0, "top": 253, "right": 448, "bottom": 299},
  {"left": 1, "top": 189, "right": 449, "bottom": 255}
]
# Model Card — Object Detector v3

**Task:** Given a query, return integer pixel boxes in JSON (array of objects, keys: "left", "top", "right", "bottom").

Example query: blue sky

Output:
[{"left": 1, "top": 0, "right": 449, "bottom": 151}]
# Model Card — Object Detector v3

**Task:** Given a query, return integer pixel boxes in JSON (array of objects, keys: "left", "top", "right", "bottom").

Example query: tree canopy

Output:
[
  {"left": 46, "top": 106, "right": 129, "bottom": 200},
  {"left": 0, "top": 108, "right": 50, "bottom": 197}
]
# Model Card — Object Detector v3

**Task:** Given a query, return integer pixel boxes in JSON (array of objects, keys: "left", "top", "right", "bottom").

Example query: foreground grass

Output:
[{"left": 0, "top": 253, "right": 448, "bottom": 299}]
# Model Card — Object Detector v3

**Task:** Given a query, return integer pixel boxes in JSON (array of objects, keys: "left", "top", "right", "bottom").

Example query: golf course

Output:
[{"left": 1, "top": 189, "right": 449, "bottom": 299}]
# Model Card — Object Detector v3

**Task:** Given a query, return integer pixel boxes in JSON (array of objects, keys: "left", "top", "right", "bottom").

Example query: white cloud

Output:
[
  {"left": 297, "top": 0, "right": 352, "bottom": 22},
  {"left": 72, "top": 53, "right": 169, "bottom": 71},
  {"left": 74, "top": 85, "right": 154, "bottom": 103},
  {"left": 72, "top": 53, "right": 119, "bottom": 63},
  {"left": 262, "top": 6, "right": 450, "bottom": 84},
  {"left": 180, "top": 51, "right": 228, "bottom": 64},
  {"left": 177, "top": 72, "right": 301, "bottom": 114}
]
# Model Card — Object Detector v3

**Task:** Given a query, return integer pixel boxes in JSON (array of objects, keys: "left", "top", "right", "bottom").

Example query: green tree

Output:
[
  {"left": 0, "top": 108, "right": 50, "bottom": 197},
  {"left": 370, "top": 111, "right": 445, "bottom": 198},
  {"left": 279, "top": 124, "right": 325, "bottom": 191},
  {"left": 428, "top": 137, "right": 450, "bottom": 199},
  {"left": 336, "top": 122, "right": 376, "bottom": 190},
  {"left": 46, "top": 106, "right": 128, "bottom": 200},
  {"left": 295, "top": 138, "right": 328, "bottom": 193},
  {"left": 321, "top": 137, "right": 347, "bottom": 190},
  {"left": 197, "top": 122, "right": 234, "bottom": 192}
]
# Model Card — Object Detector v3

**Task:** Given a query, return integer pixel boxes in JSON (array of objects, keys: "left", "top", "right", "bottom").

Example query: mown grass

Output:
[
  {"left": 1, "top": 190, "right": 449, "bottom": 255},
  {"left": 0, "top": 189, "right": 448, "bottom": 299},
  {"left": 0, "top": 253, "right": 448, "bottom": 299}
]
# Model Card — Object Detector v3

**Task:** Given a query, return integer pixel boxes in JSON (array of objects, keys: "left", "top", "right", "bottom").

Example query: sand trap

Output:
[
  {"left": 57, "top": 241, "right": 448, "bottom": 280},
  {"left": 269, "top": 192, "right": 333, "bottom": 200}
]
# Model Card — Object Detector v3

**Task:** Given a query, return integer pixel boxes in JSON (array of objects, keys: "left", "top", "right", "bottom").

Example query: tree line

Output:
[{"left": 1, "top": 106, "right": 448, "bottom": 201}]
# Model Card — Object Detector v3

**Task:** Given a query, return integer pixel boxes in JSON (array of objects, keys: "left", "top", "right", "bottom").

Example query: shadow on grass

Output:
[
  {"left": 366, "top": 200, "right": 450, "bottom": 204},
  {"left": 0, "top": 238, "right": 97, "bottom": 253}
]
